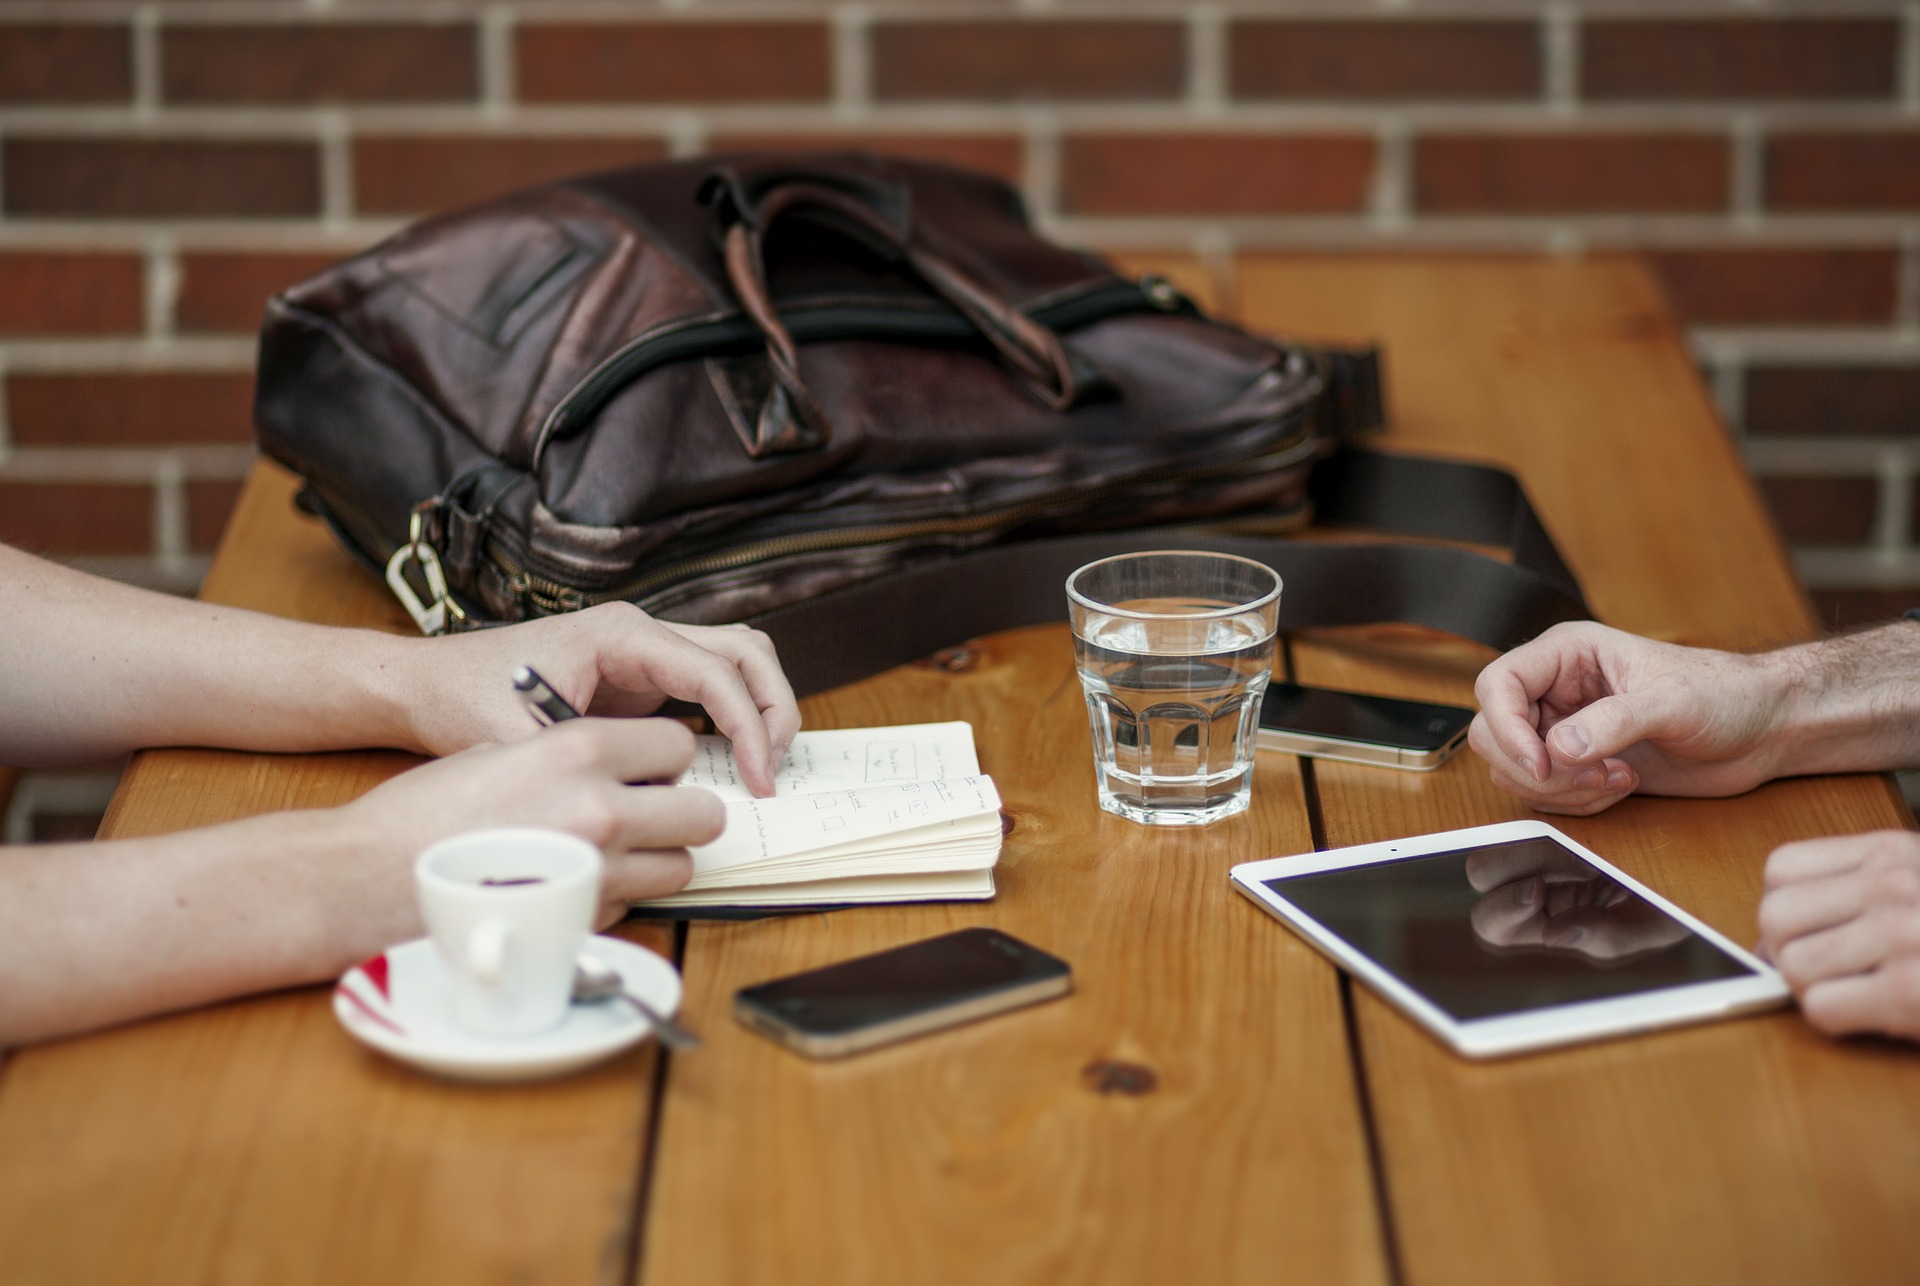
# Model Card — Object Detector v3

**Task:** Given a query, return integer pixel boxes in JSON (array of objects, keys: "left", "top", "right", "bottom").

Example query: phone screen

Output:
[
  {"left": 1260, "top": 682, "right": 1473, "bottom": 752},
  {"left": 736, "top": 928, "right": 1070, "bottom": 1037}
]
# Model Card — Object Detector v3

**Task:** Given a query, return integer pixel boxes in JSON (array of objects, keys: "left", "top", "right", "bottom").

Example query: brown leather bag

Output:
[{"left": 255, "top": 153, "right": 1585, "bottom": 693}]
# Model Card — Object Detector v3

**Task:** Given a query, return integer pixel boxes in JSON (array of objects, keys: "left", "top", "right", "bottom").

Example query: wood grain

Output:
[
  {"left": 1238, "top": 254, "right": 1920, "bottom": 1286},
  {"left": 0, "top": 464, "right": 675, "bottom": 1286},
  {"left": 641, "top": 628, "right": 1389, "bottom": 1286}
]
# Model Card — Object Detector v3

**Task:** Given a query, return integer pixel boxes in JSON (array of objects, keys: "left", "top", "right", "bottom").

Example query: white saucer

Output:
[{"left": 332, "top": 934, "right": 683, "bottom": 1083}]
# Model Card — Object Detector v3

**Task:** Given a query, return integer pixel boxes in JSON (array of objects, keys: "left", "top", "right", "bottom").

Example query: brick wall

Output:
[{"left": 0, "top": 0, "right": 1914, "bottom": 628}]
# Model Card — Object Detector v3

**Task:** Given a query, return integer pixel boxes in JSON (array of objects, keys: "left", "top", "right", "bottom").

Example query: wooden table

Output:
[{"left": 2, "top": 255, "right": 1916, "bottom": 1286}]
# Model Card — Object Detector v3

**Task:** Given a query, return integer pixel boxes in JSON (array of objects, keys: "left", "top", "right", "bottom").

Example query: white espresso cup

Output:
[{"left": 414, "top": 828, "right": 604, "bottom": 1039}]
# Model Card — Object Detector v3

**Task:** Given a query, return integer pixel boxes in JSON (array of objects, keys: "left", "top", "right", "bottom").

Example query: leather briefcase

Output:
[{"left": 254, "top": 153, "right": 1587, "bottom": 694}]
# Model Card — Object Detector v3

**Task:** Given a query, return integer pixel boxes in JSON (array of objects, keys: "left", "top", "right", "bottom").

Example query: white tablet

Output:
[{"left": 1230, "top": 820, "right": 1789, "bottom": 1058}]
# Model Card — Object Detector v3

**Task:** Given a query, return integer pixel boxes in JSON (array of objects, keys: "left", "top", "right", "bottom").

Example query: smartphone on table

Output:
[
  {"left": 735, "top": 928, "right": 1072, "bottom": 1059},
  {"left": 1258, "top": 681, "right": 1475, "bottom": 771}
]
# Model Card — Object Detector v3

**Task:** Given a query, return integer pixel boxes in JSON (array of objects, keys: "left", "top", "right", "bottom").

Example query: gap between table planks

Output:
[{"left": 1238, "top": 253, "right": 1920, "bottom": 1286}]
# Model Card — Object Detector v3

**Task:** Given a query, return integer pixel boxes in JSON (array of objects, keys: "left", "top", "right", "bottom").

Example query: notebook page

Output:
[
  {"left": 681, "top": 722, "right": 980, "bottom": 802},
  {"left": 690, "top": 776, "right": 1001, "bottom": 874}
]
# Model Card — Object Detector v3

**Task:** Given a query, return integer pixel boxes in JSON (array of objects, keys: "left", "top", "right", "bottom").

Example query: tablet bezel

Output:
[{"left": 1229, "top": 819, "right": 1790, "bottom": 1058}]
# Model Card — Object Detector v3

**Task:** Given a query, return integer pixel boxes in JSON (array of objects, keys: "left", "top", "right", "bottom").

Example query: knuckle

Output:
[
  {"left": 1774, "top": 939, "right": 1816, "bottom": 989},
  {"left": 1755, "top": 894, "right": 1790, "bottom": 943},
  {"left": 1800, "top": 989, "right": 1854, "bottom": 1037},
  {"left": 547, "top": 721, "right": 607, "bottom": 770},
  {"left": 1870, "top": 864, "right": 1920, "bottom": 906},
  {"left": 568, "top": 796, "right": 622, "bottom": 850},
  {"left": 1862, "top": 830, "right": 1920, "bottom": 868}
]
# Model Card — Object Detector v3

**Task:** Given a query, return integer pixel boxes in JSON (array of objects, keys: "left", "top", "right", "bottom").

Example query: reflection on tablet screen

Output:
[{"left": 1264, "top": 837, "right": 1756, "bottom": 1020}]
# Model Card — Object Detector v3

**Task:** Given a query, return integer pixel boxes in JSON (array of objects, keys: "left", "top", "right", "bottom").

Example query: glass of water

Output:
[{"left": 1066, "top": 551, "right": 1281, "bottom": 826}]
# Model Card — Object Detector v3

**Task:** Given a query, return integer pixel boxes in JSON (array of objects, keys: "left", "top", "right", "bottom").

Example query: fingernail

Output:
[
  {"left": 1557, "top": 928, "right": 1586, "bottom": 947},
  {"left": 1514, "top": 881, "right": 1539, "bottom": 908},
  {"left": 1605, "top": 767, "right": 1631, "bottom": 792},
  {"left": 1551, "top": 723, "right": 1589, "bottom": 758},
  {"left": 1575, "top": 767, "right": 1606, "bottom": 791}
]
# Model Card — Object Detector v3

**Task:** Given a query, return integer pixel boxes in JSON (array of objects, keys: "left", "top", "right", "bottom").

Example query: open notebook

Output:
[{"left": 635, "top": 721, "right": 1002, "bottom": 910}]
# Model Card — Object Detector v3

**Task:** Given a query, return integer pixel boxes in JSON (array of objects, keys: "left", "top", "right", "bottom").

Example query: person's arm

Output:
[
  {"left": 0, "top": 542, "right": 799, "bottom": 792},
  {"left": 1758, "top": 830, "right": 1920, "bottom": 1042},
  {"left": 1469, "top": 620, "right": 1920, "bottom": 815},
  {"left": 0, "top": 719, "right": 719, "bottom": 1047}
]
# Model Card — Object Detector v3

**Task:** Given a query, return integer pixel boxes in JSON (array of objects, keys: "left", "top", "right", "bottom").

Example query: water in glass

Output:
[{"left": 1074, "top": 599, "right": 1274, "bottom": 825}]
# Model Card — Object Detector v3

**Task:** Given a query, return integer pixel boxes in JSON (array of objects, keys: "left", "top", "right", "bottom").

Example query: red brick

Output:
[
  {"left": 1415, "top": 133, "right": 1728, "bottom": 214},
  {"left": 1060, "top": 134, "right": 1374, "bottom": 216},
  {"left": 518, "top": 24, "right": 829, "bottom": 103},
  {"left": 162, "top": 23, "right": 476, "bottom": 105},
  {"left": 1644, "top": 248, "right": 1899, "bottom": 326},
  {"left": 0, "top": 24, "right": 132, "bottom": 102},
  {"left": 1756, "top": 476, "right": 1879, "bottom": 545},
  {"left": 0, "top": 252, "right": 143, "bottom": 335},
  {"left": 873, "top": 22, "right": 1183, "bottom": 101},
  {"left": 353, "top": 135, "right": 669, "bottom": 216},
  {"left": 177, "top": 252, "right": 344, "bottom": 333},
  {"left": 1746, "top": 366, "right": 1920, "bottom": 438},
  {"left": 4, "top": 139, "right": 320, "bottom": 218},
  {"left": 8, "top": 373, "right": 255, "bottom": 447},
  {"left": 0, "top": 482, "right": 151, "bottom": 556},
  {"left": 707, "top": 134, "right": 1024, "bottom": 186},
  {"left": 1811, "top": 589, "right": 1920, "bottom": 631},
  {"left": 1767, "top": 133, "right": 1920, "bottom": 212},
  {"left": 1231, "top": 21, "right": 1537, "bottom": 100},
  {"left": 1584, "top": 19, "right": 1897, "bottom": 101},
  {"left": 187, "top": 478, "right": 245, "bottom": 552}
]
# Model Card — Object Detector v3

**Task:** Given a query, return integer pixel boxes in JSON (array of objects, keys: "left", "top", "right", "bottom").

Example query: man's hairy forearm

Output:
[
  {"left": 1769, "top": 621, "right": 1920, "bottom": 778},
  {"left": 0, "top": 544, "right": 420, "bottom": 765}
]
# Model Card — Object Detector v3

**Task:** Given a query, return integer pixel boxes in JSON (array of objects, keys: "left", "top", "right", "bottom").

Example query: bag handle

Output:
[
  {"left": 701, "top": 162, "right": 1089, "bottom": 457},
  {"left": 736, "top": 448, "right": 1591, "bottom": 699}
]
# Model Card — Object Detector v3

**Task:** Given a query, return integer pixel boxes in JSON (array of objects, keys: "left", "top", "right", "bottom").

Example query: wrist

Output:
[
  {"left": 1760, "top": 625, "right": 1920, "bottom": 778},
  {"left": 283, "top": 803, "right": 426, "bottom": 977},
  {"left": 341, "top": 631, "right": 437, "bottom": 756}
]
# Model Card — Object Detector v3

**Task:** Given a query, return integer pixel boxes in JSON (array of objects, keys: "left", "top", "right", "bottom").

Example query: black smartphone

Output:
[
  {"left": 734, "top": 928, "right": 1072, "bottom": 1059},
  {"left": 1258, "top": 681, "right": 1475, "bottom": 771}
]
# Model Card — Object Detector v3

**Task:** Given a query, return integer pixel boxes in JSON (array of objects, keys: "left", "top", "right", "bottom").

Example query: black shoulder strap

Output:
[{"left": 746, "top": 448, "right": 1591, "bottom": 699}]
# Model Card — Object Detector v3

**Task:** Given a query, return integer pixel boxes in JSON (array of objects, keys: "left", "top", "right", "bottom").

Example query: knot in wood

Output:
[{"left": 1081, "top": 1059, "right": 1158, "bottom": 1097}]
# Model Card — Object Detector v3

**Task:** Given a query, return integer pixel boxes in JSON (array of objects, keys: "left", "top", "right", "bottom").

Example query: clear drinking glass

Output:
[{"left": 1066, "top": 551, "right": 1281, "bottom": 826}]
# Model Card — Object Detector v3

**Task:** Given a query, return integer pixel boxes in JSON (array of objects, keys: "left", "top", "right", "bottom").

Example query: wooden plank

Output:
[
  {"left": 638, "top": 253, "right": 1386, "bottom": 1286},
  {"left": 642, "top": 628, "right": 1389, "bottom": 1286},
  {"left": 0, "top": 463, "right": 674, "bottom": 1286},
  {"left": 1237, "top": 254, "right": 1920, "bottom": 1286}
]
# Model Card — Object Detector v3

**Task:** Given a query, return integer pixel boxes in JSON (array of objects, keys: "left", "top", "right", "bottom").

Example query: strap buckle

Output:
[{"left": 384, "top": 505, "right": 468, "bottom": 636}]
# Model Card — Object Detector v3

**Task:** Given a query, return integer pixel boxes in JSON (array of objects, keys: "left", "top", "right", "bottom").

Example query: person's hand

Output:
[
  {"left": 1465, "top": 842, "right": 1689, "bottom": 960},
  {"left": 330, "top": 717, "right": 722, "bottom": 939},
  {"left": 1759, "top": 830, "right": 1920, "bottom": 1042},
  {"left": 1469, "top": 621, "right": 1792, "bottom": 815},
  {"left": 391, "top": 603, "right": 800, "bottom": 796}
]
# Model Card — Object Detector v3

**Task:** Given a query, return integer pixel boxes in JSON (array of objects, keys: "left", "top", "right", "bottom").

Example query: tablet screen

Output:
[{"left": 1263, "top": 836, "right": 1757, "bottom": 1021}]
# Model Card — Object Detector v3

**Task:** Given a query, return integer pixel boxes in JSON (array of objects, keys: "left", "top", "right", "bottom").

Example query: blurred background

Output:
[{"left": 1, "top": 0, "right": 1916, "bottom": 836}]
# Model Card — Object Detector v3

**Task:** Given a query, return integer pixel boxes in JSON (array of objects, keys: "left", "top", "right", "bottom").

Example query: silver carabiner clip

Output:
[{"left": 385, "top": 507, "right": 455, "bottom": 635}]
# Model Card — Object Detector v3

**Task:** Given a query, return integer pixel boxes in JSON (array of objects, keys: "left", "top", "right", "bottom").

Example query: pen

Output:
[{"left": 513, "top": 665, "right": 581, "bottom": 726}]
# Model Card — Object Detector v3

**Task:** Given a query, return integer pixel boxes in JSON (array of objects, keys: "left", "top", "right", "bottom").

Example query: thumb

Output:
[{"left": 1546, "top": 689, "right": 1682, "bottom": 768}]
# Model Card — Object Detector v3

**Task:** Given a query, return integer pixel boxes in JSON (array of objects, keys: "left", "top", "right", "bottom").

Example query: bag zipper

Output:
[
  {"left": 488, "top": 429, "right": 1319, "bottom": 614},
  {"left": 530, "top": 277, "right": 1189, "bottom": 467}
]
